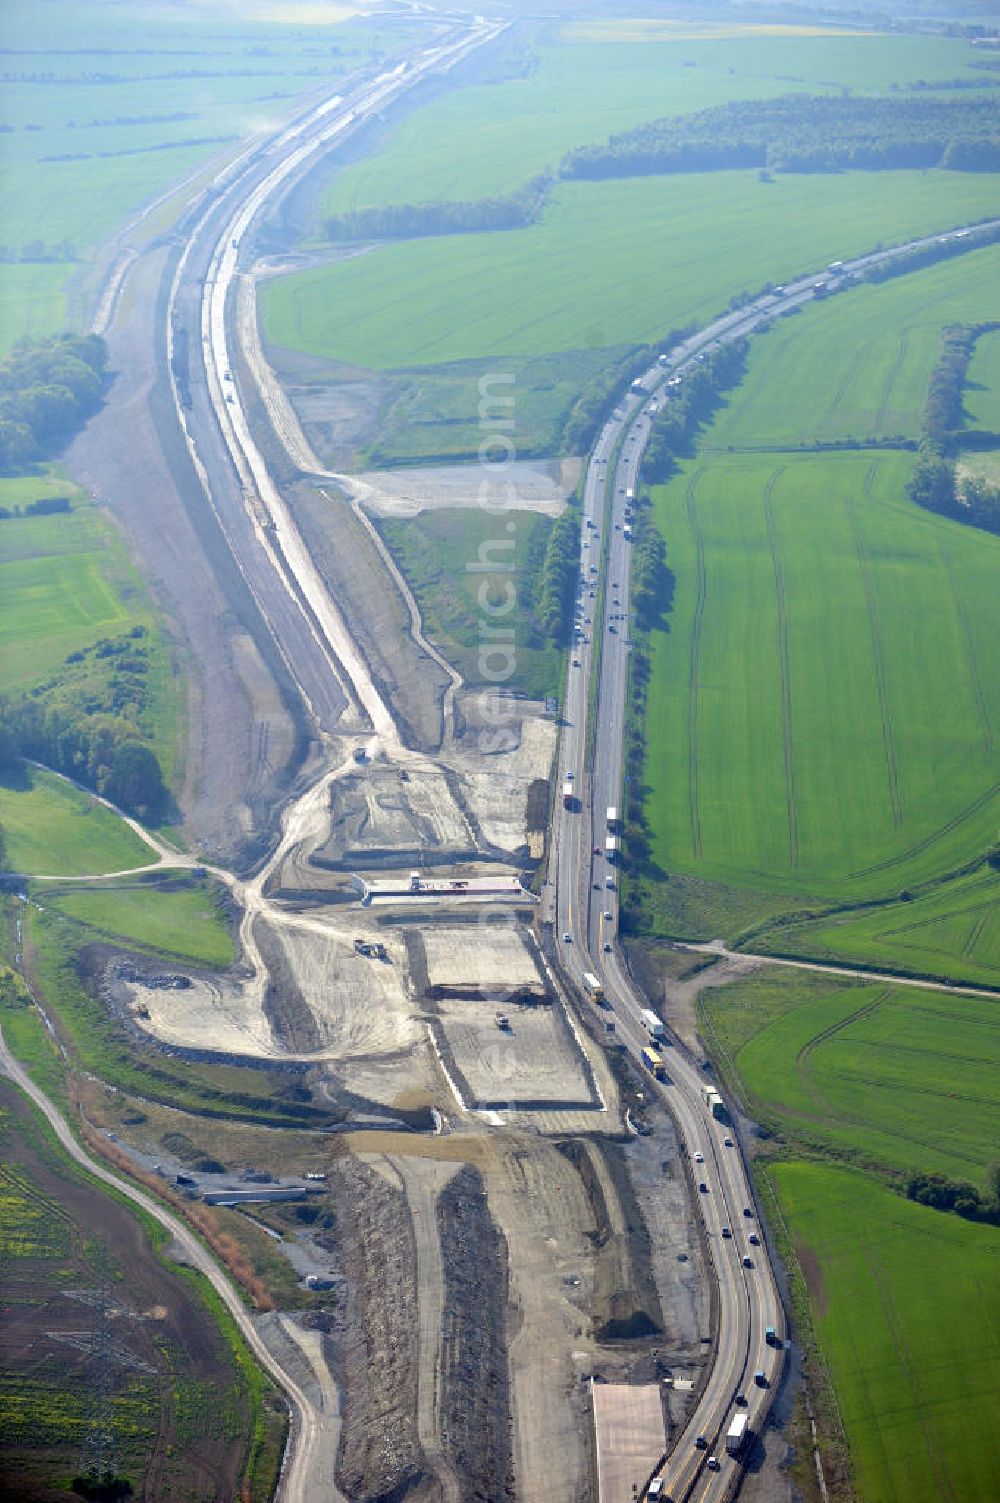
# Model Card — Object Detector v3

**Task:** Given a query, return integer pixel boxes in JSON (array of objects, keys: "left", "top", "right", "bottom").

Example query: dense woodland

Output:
[
  {"left": 0, "top": 332, "right": 108, "bottom": 471},
  {"left": 561, "top": 94, "right": 1000, "bottom": 179},
  {"left": 0, "top": 629, "right": 169, "bottom": 823}
]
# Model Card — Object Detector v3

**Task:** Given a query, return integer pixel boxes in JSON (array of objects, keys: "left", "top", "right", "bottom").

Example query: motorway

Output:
[
  {"left": 20, "top": 20, "right": 1000, "bottom": 1497},
  {"left": 162, "top": 16, "right": 503, "bottom": 745},
  {"left": 548, "top": 217, "right": 1000, "bottom": 1501}
]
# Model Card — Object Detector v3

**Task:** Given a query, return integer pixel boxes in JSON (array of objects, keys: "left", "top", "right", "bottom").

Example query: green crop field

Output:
[
  {"left": 753, "top": 867, "right": 1000, "bottom": 990},
  {"left": 642, "top": 450, "right": 1000, "bottom": 907},
  {"left": 705, "top": 245, "right": 1000, "bottom": 451},
  {"left": 44, "top": 875, "right": 234, "bottom": 970},
  {"left": 766, "top": 1162, "right": 1000, "bottom": 1503},
  {"left": 0, "top": 0, "right": 409, "bottom": 350},
  {"left": 377, "top": 507, "right": 562, "bottom": 699},
  {"left": 701, "top": 966, "right": 1000, "bottom": 1185},
  {"left": 263, "top": 171, "right": 1000, "bottom": 372},
  {"left": 323, "top": 26, "right": 991, "bottom": 216},
  {"left": 0, "top": 765, "right": 155, "bottom": 876},
  {"left": 963, "top": 326, "right": 1000, "bottom": 433}
]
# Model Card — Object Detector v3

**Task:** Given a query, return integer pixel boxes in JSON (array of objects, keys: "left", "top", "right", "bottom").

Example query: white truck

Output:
[
  {"left": 604, "top": 834, "right": 618, "bottom": 862},
  {"left": 726, "top": 1412, "right": 749, "bottom": 1457},
  {"left": 640, "top": 1008, "right": 665, "bottom": 1041},
  {"left": 606, "top": 805, "right": 619, "bottom": 830}
]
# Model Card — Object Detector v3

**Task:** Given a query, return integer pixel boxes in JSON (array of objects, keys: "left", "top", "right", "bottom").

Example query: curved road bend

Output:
[
  {"left": 549, "top": 216, "right": 1000, "bottom": 1501},
  {"left": 0, "top": 1027, "right": 322, "bottom": 1503}
]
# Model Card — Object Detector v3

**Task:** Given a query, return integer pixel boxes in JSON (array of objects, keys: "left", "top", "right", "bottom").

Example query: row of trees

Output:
[
  {"left": 0, "top": 240, "right": 77, "bottom": 263},
  {"left": 0, "top": 332, "right": 108, "bottom": 472},
  {"left": 536, "top": 504, "right": 581, "bottom": 642},
  {"left": 862, "top": 222, "right": 1000, "bottom": 288},
  {"left": 905, "top": 1168, "right": 1000, "bottom": 1225},
  {"left": 641, "top": 339, "right": 749, "bottom": 484},
  {"left": 561, "top": 93, "right": 1000, "bottom": 180},
  {"left": 907, "top": 321, "right": 1000, "bottom": 537},
  {"left": 322, "top": 175, "right": 551, "bottom": 242}
]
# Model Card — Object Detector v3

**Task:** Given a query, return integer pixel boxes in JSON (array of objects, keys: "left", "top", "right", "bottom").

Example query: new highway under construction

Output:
[{"left": 9, "top": 12, "right": 995, "bottom": 1503}]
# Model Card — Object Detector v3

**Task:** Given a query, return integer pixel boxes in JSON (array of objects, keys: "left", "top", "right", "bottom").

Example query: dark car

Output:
[
  {"left": 695, "top": 1435, "right": 707, "bottom": 1449},
  {"left": 699, "top": 1181, "right": 709, "bottom": 1193}
]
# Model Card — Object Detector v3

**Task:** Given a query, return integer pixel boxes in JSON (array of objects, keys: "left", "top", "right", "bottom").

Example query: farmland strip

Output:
[
  {"left": 763, "top": 468, "right": 798, "bottom": 868},
  {"left": 873, "top": 332, "right": 909, "bottom": 434},
  {"left": 844, "top": 491, "right": 902, "bottom": 828},
  {"left": 685, "top": 470, "right": 707, "bottom": 858},
  {"left": 938, "top": 543, "right": 993, "bottom": 755}
]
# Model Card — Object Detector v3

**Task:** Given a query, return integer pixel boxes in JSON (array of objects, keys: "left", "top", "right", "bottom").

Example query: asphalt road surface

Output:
[{"left": 548, "top": 216, "right": 1000, "bottom": 1502}]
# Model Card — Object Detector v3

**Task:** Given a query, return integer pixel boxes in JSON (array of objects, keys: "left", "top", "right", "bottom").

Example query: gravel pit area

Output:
[{"left": 125, "top": 973, "right": 280, "bottom": 1057}]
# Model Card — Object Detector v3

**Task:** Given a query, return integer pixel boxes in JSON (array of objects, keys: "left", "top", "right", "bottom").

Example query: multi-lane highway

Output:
[{"left": 549, "top": 217, "right": 1000, "bottom": 1500}]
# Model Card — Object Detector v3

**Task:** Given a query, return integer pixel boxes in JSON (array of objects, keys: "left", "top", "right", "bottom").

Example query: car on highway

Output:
[
  {"left": 743, "top": 1255, "right": 754, "bottom": 1268},
  {"left": 707, "top": 1456, "right": 720, "bottom": 1472},
  {"left": 647, "top": 1481, "right": 664, "bottom": 1501},
  {"left": 749, "top": 1233, "right": 760, "bottom": 1245},
  {"left": 562, "top": 932, "right": 572, "bottom": 943},
  {"left": 724, "top": 1136, "right": 734, "bottom": 1146},
  {"left": 572, "top": 658, "right": 580, "bottom": 667},
  {"left": 698, "top": 1181, "right": 709, "bottom": 1193},
  {"left": 721, "top": 1226, "right": 731, "bottom": 1238},
  {"left": 603, "top": 941, "right": 612, "bottom": 952},
  {"left": 695, "top": 1435, "right": 707, "bottom": 1449},
  {"left": 743, "top": 1206, "right": 753, "bottom": 1217},
  {"left": 734, "top": 1392, "right": 747, "bottom": 1407},
  {"left": 605, "top": 875, "right": 615, "bottom": 889},
  {"left": 693, "top": 1151, "right": 704, "bottom": 1163},
  {"left": 603, "top": 910, "right": 612, "bottom": 920},
  {"left": 755, "top": 1371, "right": 769, "bottom": 1388}
]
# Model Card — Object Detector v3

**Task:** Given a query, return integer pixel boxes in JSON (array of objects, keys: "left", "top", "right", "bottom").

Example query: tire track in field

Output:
[
  {"left": 938, "top": 542, "right": 993, "bottom": 755},
  {"left": 873, "top": 332, "right": 909, "bottom": 434},
  {"left": 794, "top": 994, "right": 886, "bottom": 1121},
  {"left": 962, "top": 905, "right": 993, "bottom": 961},
  {"left": 845, "top": 491, "right": 902, "bottom": 828},
  {"left": 847, "top": 774, "right": 1000, "bottom": 881},
  {"left": 864, "top": 1247, "right": 958, "bottom": 1503},
  {"left": 686, "top": 470, "right": 708, "bottom": 858},
  {"left": 820, "top": 336, "right": 870, "bottom": 436},
  {"left": 763, "top": 467, "right": 798, "bottom": 868}
]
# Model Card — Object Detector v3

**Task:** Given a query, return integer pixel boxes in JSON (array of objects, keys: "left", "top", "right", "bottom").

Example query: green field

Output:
[
  {"left": 323, "top": 26, "right": 992, "bottom": 216},
  {"left": 963, "top": 326, "right": 1000, "bottom": 434},
  {"left": 753, "top": 867, "right": 1000, "bottom": 990},
  {"left": 377, "top": 507, "right": 562, "bottom": 698},
  {"left": 767, "top": 1162, "right": 1000, "bottom": 1503},
  {"left": 44, "top": 875, "right": 234, "bottom": 969},
  {"left": 701, "top": 966, "right": 1000, "bottom": 1185},
  {"left": 0, "top": 0, "right": 410, "bottom": 350},
  {"left": 641, "top": 451, "right": 1000, "bottom": 905},
  {"left": 0, "top": 765, "right": 155, "bottom": 876},
  {"left": 264, "top": 170, "right": 1000, "bottom": 372},
  {"left": 705, "top": 245, "right": 1000, "bottom": 450},
  {"left": 0, "top": 477, "right": 182, "bottom": 780}
]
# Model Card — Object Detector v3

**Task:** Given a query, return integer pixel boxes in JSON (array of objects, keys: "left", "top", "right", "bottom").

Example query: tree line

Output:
[
  {"left": 0, "top": 628, "right": 169, "bottom": 823},
  {"left": 536, "top": 503, "right": 580, "bottom": 642},
  {"left": 907, "top": 321, "right": 1000, "bottom": 537},
  {"left": 906, "top": 1167, "right": 1000, "bottom": 1226},
  {"left": 322, "top": 175, "right": 550, "bottom": 243},
  {"left": 560, "top": 93, "right": 1000, "bottom": 180},
  {"left": 0, "top": 332, "right": 108, "bottom": 472},
  {"left": 641, "top": 338, "right": 749, "bottom": 485},
  {"left": 861, "top": 221, "right": 1000, "bottom": 288}
]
